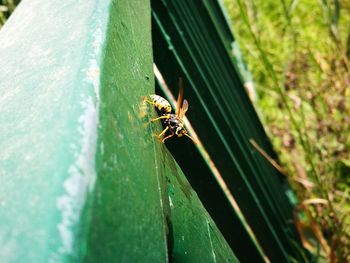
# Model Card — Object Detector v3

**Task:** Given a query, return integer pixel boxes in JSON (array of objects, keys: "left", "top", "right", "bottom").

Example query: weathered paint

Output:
[{"left": 0, "top": 0, "right": 111, "bottom": 261}]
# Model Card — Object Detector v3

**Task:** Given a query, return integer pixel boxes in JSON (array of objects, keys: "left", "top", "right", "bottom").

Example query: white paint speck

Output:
[{"left": 169, "top": 196, "right": 174, "bottom": 208}]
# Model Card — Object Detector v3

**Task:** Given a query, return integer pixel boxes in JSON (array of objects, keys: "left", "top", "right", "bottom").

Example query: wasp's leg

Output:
[
  {"left": 143, "top": 97, "right": 154, "bottom": 104},
  {"left": 151, "top": 115, "right": 171, "bottom": 122},
  {"left": 158, "top": 126, "right": 169, "bottom": 138},
  {"left": 144, "top": 98, "right": 159, "bottom": 110},
  {"left": 162, "top": 133, "right": 175, "bottom": 143}
]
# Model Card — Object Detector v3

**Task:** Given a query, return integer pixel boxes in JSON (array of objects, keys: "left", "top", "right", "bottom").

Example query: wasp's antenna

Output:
[{"left": 184, "top": 133, "right": 197, "bottom": 144}]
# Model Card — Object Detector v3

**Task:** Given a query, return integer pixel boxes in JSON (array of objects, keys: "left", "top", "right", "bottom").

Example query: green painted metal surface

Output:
[
  {"left": 0, "top": 0, "right": 238, "bottom": 262},
  {"left": 0, "top": 0, "right": 113, "bottom": 261},
  {"left": 84, "top": 0, "right": 168, "bottom": 262},
  {"left": 161, "top": 148, "right": 238, "bottom": 262}
]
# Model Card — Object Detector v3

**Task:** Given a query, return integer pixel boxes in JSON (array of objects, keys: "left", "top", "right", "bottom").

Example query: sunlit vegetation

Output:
[{"left": 225, "top": 0, "right": 350, "bottom": 261}]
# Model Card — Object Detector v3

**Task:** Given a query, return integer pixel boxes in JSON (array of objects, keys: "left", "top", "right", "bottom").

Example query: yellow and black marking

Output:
[
  {"left": 144, "top": 78, "right": 196, "bottom": 144},
  {"left": 144, "top": 94, "right": 172, "bottom": 114}
]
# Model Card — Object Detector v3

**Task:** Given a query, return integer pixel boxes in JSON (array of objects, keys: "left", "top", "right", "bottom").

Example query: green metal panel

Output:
[
  {"left": 0, "top": 0, "right": 114, "bottom": 261},
  {"left": 0, "top": 0, "right": 238, "bottom": 262},
  {"left": 152, "top": 0, "right": 303, "bottom": 262},
  {"left": 161, "top": 147, "right": 238, "bottom": 262},
  {"left": 84, "top": 0, "right": 168, "bottom": 262}
]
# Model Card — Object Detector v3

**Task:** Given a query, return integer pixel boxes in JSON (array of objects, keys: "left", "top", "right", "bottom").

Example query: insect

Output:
[{"left": 144, "top": 78, "right": 195, "bottom": 143}]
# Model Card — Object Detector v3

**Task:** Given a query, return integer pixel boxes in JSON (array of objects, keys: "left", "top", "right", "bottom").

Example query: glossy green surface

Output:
[
  {"left": 161, "top": 150, "right": 238, "bottom": 262},
  {"left": 84, "top": 0, "right": 168, "bottom": 261}
]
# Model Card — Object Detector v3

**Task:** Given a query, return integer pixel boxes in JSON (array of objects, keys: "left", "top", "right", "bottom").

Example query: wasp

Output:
[{"left": 144, "top": 78, "right": 195, "bottom": 143}]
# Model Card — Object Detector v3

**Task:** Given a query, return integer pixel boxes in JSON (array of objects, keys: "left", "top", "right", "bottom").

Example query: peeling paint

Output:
[
  {"left": 53, "top": 20, "right": 104, "bottom": 259},
  {"left": 56, "top": 96, "right": 99, "bottom": 255}
]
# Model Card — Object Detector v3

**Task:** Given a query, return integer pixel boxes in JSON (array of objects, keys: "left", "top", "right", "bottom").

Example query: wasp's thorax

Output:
[{"left": 164, "top": 114, "right": 187, "bottom": 137}]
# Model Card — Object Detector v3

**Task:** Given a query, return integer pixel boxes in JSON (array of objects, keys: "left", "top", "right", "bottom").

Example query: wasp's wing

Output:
[
  {"left": 176, "top": 78, "right": 183, "bottom": 117},
  {"left": 179, "top": 99, "right": 189, "bottom": 119}
]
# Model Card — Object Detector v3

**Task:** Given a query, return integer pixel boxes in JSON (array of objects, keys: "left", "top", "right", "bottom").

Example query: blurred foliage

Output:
[
  {"left": 0, "top": 0, "right": 18, "bottom": 27},
  {"left": 225, "top": 0, "right": 350, "bottom": 261}
]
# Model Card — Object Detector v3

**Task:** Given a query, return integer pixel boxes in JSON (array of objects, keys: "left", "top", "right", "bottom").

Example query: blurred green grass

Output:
[{"left": 225, "top": 0, "right": 350, "bottom": 261}]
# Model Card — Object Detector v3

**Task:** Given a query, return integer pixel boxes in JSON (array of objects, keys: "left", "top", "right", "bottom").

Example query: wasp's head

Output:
[
  {"left": 164, "top": 115, "right": 196, "bottom": 143},
  {"left": 175, "top": 124, "right": 188, "bottom": 137}
]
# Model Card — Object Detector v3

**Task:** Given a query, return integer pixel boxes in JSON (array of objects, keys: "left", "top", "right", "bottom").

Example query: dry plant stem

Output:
[
  {"left": 303, "top": 204, "right": 331, "bottom": 257},
  {"left": 294, "top": 204, "right": 330, "bottom": 258},
  {"left": 249, "top": 139, "right": 286, "bottom": 174}
]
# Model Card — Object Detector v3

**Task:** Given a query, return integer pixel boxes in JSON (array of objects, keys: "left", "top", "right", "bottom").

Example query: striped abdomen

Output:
[{"left": 150, "top": 95, "right": 172, "bottom": 114}]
